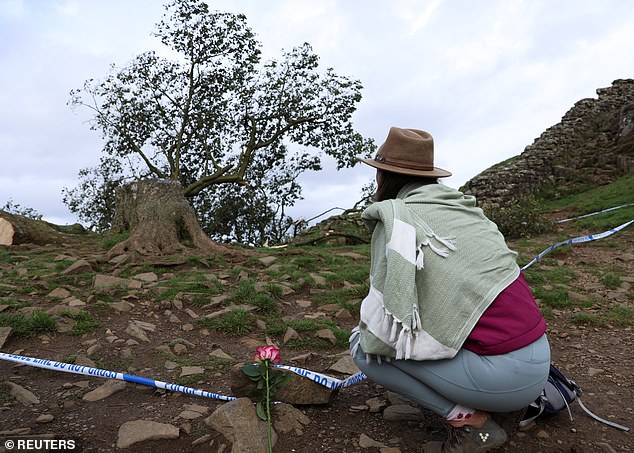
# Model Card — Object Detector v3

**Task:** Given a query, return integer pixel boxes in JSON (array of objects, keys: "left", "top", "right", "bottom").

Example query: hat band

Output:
[{"left": 375, "top": 154, "right": 434, "bottom": 171}]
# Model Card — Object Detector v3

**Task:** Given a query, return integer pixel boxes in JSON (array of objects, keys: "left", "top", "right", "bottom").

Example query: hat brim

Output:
[{"left": 357, "top": 156, "right": 452, "bottom": 178}]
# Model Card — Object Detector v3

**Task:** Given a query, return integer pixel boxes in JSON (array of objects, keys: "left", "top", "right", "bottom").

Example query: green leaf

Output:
[
  {"left": 256, "top": 401, "right": 267, "bottom": 421},
  {"left": 241, "top": 363, "right": 261, "bottom": 378}
]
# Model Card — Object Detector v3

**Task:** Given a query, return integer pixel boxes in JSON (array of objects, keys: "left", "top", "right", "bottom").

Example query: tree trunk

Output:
[
  {"left": 0, "top": 211, "right": 86, "bottom": 246},
  {"left": 107, "top": 179, "right": 234, "bottom": 259}
]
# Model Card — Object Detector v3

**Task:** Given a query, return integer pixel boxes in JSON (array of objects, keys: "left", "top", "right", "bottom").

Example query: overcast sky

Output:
[{"left": 1, "top": 0, "right": 633, "bottom": 226}]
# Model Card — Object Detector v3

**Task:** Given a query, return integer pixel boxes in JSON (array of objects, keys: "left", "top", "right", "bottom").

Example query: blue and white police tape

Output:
[
  {"left": 521, "top": 219, "right": 633, "bottom": 271},
  {"left": 556, "top": 203, "right": 634, "bottom": 223},
  {"left": 0, "top": 352, "right": 237, "bottom": 401},
  {"left": 273, "top": 364, "right": 366, "bottom": 390},
  {"left": 0, "top": 352, "right": 367, "bottom": 400}
]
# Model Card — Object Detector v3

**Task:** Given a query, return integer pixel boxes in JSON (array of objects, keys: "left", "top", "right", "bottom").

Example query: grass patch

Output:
[
  {"left": 540, "top": 173, "right": 634, "bottom": 231},
  {"left": 0, "top": 310, "right": 57, "bottom": 337},
  {"left": 251, "top": 293, "right": 279, "bottom": 315},
  {"left": 605, "top": 305, "right": 634, "bottom": 326},
  {"left": 600, "top": 273, "right": 622, "bottom": 290},
  {"left": 571, "top": 305, "right": 634, "bottom": 327},
  {"left": 195, "top": 308, "right": 253, "bottom": 336},
  {"left": 101, "top": 231, "right": 130, "bottom": 249},
  {"left": 524, "top": 265, "right": 577, "bottom": 287},
  {"left": 62, "top": 310, "right": 100, "bottom": 335},
  {"left": 231, "top": 279, "right": 258, "bottom": 303},
  {"left": 0, "top": 297, "right": 30, "bottom": 309},
  {"left": 312, "top": 284, "right": 368, "bottom": 307},
  {"left": 532, "top": 286, "right": 572, "bottom": 309},
  {"left": 156, "top": 274, "right": 223, "bottom": 302}
]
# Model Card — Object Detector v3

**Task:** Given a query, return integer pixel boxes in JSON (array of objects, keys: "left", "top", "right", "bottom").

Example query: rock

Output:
[
  {"left": 204, "top": 398, "right": 275, "bottom": 453},
  {"left": 283, "top": 327, "right": 301, "bottom": 344},
  {"left": 315, "top": 328, "right": 337, "bottom": 345},
  {"left": 258, "top": 256, "right": 277, "bottom": 266},
  {"left": 111, "top": 301, "right": 134, "bottom": 313},
  {"left": 230, "top": 364, "right": 336, "bottom": 405},
  {"left": 116, "top": 419, "right": 180, "bottom": 449},
  {"left": 125, "top": 322, "right": 151, "bottom": 342},
  {"left": 182, "top": 403, "right": 211, "bottom": 416},
  {"left": 0, "top": 326, "right": 12, "bottom": 349},
  {"left": 383, "top": 404, "right": 423, "bottom": 421},
  {"left": 169, "top": 314, "right": 181, "bottom": 324},
  {"left": 192, "top": 434, "right": 213, "bottom": 446},
  {"left": 209, "top": 348, "right": 234, "bottom": 361},
  {"left": 335, "top": 309, "right": 353, "bottom": 320},
  {"left": 131, "top": 320, "right": 156, "bottom": 332},
  {"left": 180, "top": 366, "right": 205, "bottom": 377},
  {"left": 366, "top": 397, "right": 388, "bottom": 413},
  {"left": 36, "top": 414, "right": 54, "bottom": 423},
  {"left": 173, "top": 343, "right": 188, "bottom": 355},
  {"left": 47, "top": 287, "right": 71, "bottom": 299},
  {"left": 295, "top": 299, "right": 312, "bottom": 308},
  {"left": 273, "top": 403, "right": 310, "bottom": 435},
  {"left": 350, "top": 405, "right": 368, "bottom": 412},
  {"left": 66, "top": 297, "right": 86, "bottom": 307},
  {"left": 386, "top": 391, "right": 415, "bottom": 406},
  {"left": 108, "top": 254, "right": 129, "bottom": 265},
  {"left": 335, "top": 252, "right": 367, "bottom": 260},
  {"left": 93, "top": 274, "right": 143, "bottom": 290},
  {"left": 309, "top": 272, "right": 327, "bottom": 285},
  {"left": 179, "top": 410, "right": 207, "bottom": 420},
  {"left": 61, "top": 259, "right": 92, "bottom": 275},
  {"left": 328, "top": 355, "right": 359, "bottom": 375},
  {"left": 184, "top": 308, "right": 199, "bottom": 319},
  {"left": 133, "top": 272, "right": 158, "bottom": 282},
  {"left": 8, "top": 382, "right": 39, "bottom": 405},
  {"left": 86, "top": 344, "right": 101, "bottom": 356},
  {"left": 588, "top": 367, "right": 604, "bottom": 377},
  {"left": 359, "top": 433, "right": 386, "bottom": 448},
  {"left": 82, "top": 379, "right": 127, "bottom": 402},
  {"left": 288, "top": 352, "right": 317, "bottom": 364}
]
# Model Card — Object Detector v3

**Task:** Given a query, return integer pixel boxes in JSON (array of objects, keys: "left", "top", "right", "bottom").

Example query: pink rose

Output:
[{"left": 254, "top": 345, "right": 281, "bottom": 363}]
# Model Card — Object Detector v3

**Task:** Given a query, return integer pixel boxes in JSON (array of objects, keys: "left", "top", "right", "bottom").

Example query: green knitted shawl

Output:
[{"left": 351, "top": 183, "right": 519, "bottom": 361}]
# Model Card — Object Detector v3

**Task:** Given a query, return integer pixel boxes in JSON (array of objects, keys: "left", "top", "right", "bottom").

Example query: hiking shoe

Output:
[
  {"left": 491, "top": 407, "right": 527, "bottom": 434},
  {"left": 423, "top": 417, "right": 508, "bottom": 453}
]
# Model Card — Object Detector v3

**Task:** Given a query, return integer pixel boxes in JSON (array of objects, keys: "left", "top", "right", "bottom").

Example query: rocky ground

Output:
[{"left": 0, "top": 222, "right": 632, "bottom": 452}]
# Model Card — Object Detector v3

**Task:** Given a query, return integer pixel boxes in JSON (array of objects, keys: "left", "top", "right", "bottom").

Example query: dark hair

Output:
[{"left": 374, "top": 169, "right": 438, "bottom": 202}]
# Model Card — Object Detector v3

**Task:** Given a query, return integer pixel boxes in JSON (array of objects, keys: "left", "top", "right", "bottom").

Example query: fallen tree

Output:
[{"left": 0, "top": 210, "right": 86, "bottom": 246}]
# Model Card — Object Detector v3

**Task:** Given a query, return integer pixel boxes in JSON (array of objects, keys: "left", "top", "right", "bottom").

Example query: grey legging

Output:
[{"left": 351, "top": 334, "right": 550, "bottom": 417}]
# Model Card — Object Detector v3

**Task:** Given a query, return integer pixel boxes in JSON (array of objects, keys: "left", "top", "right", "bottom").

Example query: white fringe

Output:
[
  {"left": 412, "top": 304, "right": 422, "bottom": 331},
  {"left": 395, "top": 327, "right": 412, "bottom": 360}
]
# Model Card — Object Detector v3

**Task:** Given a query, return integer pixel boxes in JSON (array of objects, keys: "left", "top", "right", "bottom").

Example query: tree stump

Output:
[
  {"left": 0, "top": 211, "right": 86, "bottom": 246},
  {"left": 107, "top": 179, "right": 234, "bottom": 258}
]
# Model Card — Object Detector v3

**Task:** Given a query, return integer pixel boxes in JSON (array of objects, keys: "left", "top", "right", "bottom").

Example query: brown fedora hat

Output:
[{"left": 358, "top": 127, "right": 452, "bottom": 178}]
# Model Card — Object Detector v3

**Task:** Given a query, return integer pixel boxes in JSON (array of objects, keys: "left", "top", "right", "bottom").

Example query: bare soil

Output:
[{"left": 0, "top": 226, "right": 632, "bottom": 453}]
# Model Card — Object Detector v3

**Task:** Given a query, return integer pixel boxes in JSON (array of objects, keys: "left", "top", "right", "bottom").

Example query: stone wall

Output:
[{"left": 461, "top": 79, "right": 634, "bottom": 206}]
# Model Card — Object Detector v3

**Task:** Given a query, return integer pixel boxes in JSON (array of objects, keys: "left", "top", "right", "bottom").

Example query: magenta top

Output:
[{"left": 463, "top": 272, "right": 546, "bottom": 355}]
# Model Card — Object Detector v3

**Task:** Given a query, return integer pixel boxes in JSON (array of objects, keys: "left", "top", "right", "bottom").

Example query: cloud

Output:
[{"left": 1, "top": 0, "right": 633, "bottom": 227}]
